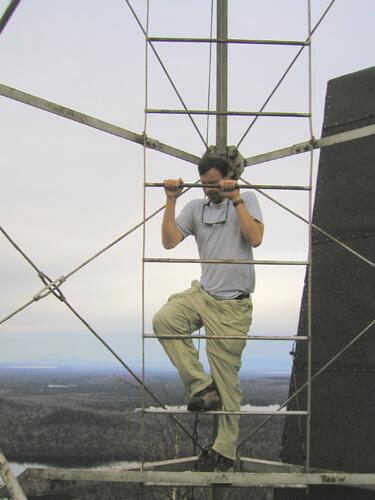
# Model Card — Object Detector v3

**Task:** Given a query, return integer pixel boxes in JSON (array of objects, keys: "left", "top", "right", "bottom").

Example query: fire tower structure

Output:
[{"left": 0, "top": 1, "right": 374, "bottom": 499}]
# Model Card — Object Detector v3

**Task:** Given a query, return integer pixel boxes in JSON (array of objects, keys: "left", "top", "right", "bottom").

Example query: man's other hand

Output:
[
  {"left": 219, "top": 179, "right": 240, "bottom": 200},
  {"left": 164, "top": 178, "right": 183, "bottom": 199}
]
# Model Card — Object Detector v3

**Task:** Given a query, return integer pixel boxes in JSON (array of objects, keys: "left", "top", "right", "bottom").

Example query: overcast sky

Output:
[{"left": 1, "top": 0, "right": 374, "bottom": 373}]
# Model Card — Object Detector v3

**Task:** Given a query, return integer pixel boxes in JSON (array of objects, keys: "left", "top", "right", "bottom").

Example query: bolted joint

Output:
[
  {"left": 144, "top": 135, "right": 160, "bottom": 150},
  {"left": 202, "top": 145, "right": 245, "bottom": 179},
  {"left": 35, "top": 275, "right": 67, "bottom": 302}
]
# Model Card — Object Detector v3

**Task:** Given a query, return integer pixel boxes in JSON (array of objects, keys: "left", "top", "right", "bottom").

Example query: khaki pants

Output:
[{"left": 152, "top": 280, "right": 253, "bottom": 460}]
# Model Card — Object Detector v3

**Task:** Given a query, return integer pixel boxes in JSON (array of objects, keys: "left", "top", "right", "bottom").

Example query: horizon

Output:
[{"left": 0, "top": 360, "right": 291, "bottom": 377}]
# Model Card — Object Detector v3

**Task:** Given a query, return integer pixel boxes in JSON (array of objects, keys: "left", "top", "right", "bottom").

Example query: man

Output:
[{"left": 153, "top": 155, "right": 264, "bottom": 471}]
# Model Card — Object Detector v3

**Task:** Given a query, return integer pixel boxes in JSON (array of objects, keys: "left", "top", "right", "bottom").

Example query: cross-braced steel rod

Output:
[
  {"left": 124, "top": 0, "right": 207, "bottom": 147},
  {"left": 239, "top": 176, "right": 375, "bottom": 268},
  {"left": 238, "top": 319, "right": 375, "bottom": 449},
  {"left": 0, "top": 0, "right": 21, "bottom": 36},
  {"left": 236, "top": 0, "right": 336, "bottom": 148},
  {"left": 0, "top": 226, "right": 203, "bottom": 449}
]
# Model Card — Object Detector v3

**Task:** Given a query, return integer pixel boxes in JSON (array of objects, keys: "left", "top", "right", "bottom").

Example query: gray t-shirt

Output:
[{"left": 176, "top": 191, "right": 263, "bottom": 298}]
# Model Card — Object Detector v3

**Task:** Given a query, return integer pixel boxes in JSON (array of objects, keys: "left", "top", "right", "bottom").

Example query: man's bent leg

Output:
[
  {"left": 153, "top": 285, "right": 212, "bottom": 397},
  {"left": 208, "top": 352, "right": 242, "bottom": 461},
  {"left": 200, "top": 292, "right": 253, "bottom": 460}
]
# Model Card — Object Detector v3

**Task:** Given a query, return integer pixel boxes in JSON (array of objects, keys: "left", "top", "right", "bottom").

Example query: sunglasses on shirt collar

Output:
[{"left": 201, "top": 199, "right": 230, "bottom": 225}]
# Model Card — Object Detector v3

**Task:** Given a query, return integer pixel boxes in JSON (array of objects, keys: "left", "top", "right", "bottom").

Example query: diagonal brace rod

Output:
[
  {"left": 236, "top": 0, "right": 336, "bottom": 148},
  {"left": 0, "top": 0, "right": 21, "bottom": 35},
  {"left": 124, "top": 0, "right": 207, "bottom": 147},
  {"left": 0, "top": 83, "right": 200, "bottom": 165},
  {"left": 0, "top": 183, "right": 201, "bottom": 326},
  {"left": 238, "top": 318, "right": 375, "bottom": 449},
  {"left": 239, "top": 177, "right": 375, "bottom": 269},
  {"left": 245, "top": 124, "right": 375, "bottom": 167}
]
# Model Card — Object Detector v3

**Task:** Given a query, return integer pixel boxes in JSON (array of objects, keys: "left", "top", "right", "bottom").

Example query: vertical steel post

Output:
[
  {"left": 306, "top": 0, "right": 313, "bottom": 475},
  {"left": 213, "top": 0, "right": 227, "bottom": 474},
  {"left": 212, "top": 415, "right": 223, "bottom": 500},
  {"left": 213, "top": 11, "right": 227, "bottom": 500},
  {"left": 216, "top": 0, "right": 228, "bottom": 153},
  {"left": 141, "top": 2, "right": 151, "bottom": 485}
]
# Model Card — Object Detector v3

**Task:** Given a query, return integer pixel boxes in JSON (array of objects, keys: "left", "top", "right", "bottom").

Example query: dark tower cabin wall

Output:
[{"left": 274, "top": 66, "right": 375, "bottom": 500}]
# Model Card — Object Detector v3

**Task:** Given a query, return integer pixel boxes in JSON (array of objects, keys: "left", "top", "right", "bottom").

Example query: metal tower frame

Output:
[{"left": 1, "top": 0, "right": 374, "bottom": 498}]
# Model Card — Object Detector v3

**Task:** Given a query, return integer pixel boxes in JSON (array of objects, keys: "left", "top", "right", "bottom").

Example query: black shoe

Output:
[
  {"left": 187, "top": 383, "right": 221, "bottom": 412},
  {"left": 197, "top": 445, "right": 234, "bottom": 472}
]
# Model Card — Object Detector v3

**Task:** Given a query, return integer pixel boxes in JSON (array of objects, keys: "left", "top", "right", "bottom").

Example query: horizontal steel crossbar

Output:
[
  {"left": 147, "top": 37, "right": 309, "bottom": 46},
  {"left": 144, "top": 334, "right": 308, "bottom": 341},
  {"left": 144, "top": 258, "right": 310, "bottom": 266},
  {"left": 15, "top": 468, "right": 375, "bottom": 489},
  {"left": 145, "top": 182, "right": 310, "bottom": 191},
  {"left": 14, "top": 468, "right": 375, "bottom": 490},
  {"left": 137, "top": 409, "right": 307, "bottom": 416},
  {"left": 146, "top": 108, "right": 310, "bottom": 118}
]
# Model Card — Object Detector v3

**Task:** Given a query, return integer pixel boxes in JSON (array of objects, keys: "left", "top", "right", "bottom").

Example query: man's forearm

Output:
[
  {"left": 233, "top": 197, "right": 264, "bottom": 247},
  {"left": 162, "top": 198, "right": 182, "bottom": 249},
  {"left": 217, "top": 180, "right": 263, "bottom": 248}
]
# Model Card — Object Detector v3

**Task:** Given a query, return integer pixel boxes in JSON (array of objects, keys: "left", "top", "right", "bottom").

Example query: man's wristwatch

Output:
[{"left": 233, "top": 198, "right": 244, "bottom": 207}]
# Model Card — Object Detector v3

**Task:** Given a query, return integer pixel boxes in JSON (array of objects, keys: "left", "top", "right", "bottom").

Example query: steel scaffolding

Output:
[
  {"left": 139, "top": 0, "right": 316, "bottom": 491},
  {"left": 0, "top": 0, "right": 374, "bottom": 498}
]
